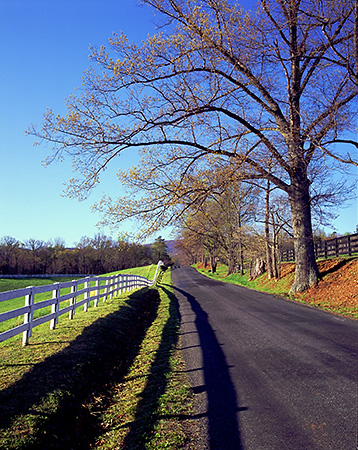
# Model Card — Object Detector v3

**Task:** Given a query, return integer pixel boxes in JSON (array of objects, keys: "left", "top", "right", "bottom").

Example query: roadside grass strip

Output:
[
  {"left": 194, "top": 259, "right": 358, "bottom": 318},
  {"left": 0, "top": 268, "right": 194, "bottom": 450},
  {"left": 195, "top": 262, "right": 294, "bottom": 295},
  {"left": 92, "top": 272, "right": 195, "bottom": 450}
]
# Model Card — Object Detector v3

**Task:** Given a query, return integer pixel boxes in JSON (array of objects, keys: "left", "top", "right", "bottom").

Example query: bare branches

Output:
[
  {"left": 317, "top": 141, "right": 358, "bottom": 167},
  {"left": 29, "top": 0, "right": 357, "bottom": 241}
]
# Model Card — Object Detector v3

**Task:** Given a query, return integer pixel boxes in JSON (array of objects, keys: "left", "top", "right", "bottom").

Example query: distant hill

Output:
[
  {"left": 145, "top": 239, "right": 178, "bottom": 259},
  {"left": 165, "top": 240, "right": 178, "bottom": 256}
]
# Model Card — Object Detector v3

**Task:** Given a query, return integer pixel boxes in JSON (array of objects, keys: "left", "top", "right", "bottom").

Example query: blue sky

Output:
[
  {"left": 0, "top": 0, "right": 158, "bottom": 246},
  {"left": 0, "top": 0, "right": 357, "bottom": 247}
]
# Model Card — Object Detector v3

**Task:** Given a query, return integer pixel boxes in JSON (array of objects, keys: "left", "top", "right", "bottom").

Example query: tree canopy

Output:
[{"left": 30, "top": 0, "right": 357, "bottom": 291}]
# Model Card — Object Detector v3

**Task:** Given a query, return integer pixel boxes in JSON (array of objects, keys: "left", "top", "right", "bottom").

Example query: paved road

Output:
[{"left": 170, "top": 266, "right": 358, "bottom": 450}]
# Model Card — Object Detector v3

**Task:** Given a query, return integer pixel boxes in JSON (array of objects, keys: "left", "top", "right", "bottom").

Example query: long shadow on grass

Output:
[
  {"left": 0, "top": 288, "right": 160, "bottom": 450},
  {"left": 120, "top": 285, "right": 180, "bottom": 449}
]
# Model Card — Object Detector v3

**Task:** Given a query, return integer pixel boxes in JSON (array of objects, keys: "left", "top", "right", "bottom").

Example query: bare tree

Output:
[
  {"left": 174, "top": 171, "right": 259, "bottom": 275},
  {"left": 30, "top": 0, "right": 357, "bottom": 291},
  {"left": 0, "top": 236, "right": 21, "bottom": 275},
  {"left": 174, "top": 232, "right": 204, "bottom": 265}
]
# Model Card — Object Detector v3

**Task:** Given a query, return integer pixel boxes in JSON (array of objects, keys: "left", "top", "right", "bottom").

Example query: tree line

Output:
[
  {"left": 171, "top": 166, "right": 357, "bottom": 280},
  {"left": 0, "top": 235, "right": 171, "bottom": 276}
]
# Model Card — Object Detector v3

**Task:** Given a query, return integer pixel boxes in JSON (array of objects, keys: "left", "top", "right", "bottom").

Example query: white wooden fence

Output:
[{"left": 0, "top": 261, "right": 164, "bottom": 347}]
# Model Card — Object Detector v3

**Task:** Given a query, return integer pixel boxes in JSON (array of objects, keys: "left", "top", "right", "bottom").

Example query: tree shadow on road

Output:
[{"left": 166, "top": 284, "right": 245, "bottom": 450}]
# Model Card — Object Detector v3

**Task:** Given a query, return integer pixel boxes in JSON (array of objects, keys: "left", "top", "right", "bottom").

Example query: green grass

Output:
[
  {"left": 0, "top": 267, "right": 195, "bottom": 450},
  {"left": 109, "top": 264, "right": 158, "bottom": 281},
  {"left": 0, "top": 276, "right": 109, "bottom": 337},
  {"left": 0, "top": 277, "right": 83, "bottom": 294},
  {"left": 0, "top": 266, "right": 160, "bottom": 338},
  {"left": 0, "top": 276, "right": 85, "bottom": 336},
  {"left": 196, "top": 263, "right": 294, "bottom": 296}
]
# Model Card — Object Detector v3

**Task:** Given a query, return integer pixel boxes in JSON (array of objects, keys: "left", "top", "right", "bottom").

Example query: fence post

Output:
[
  {"left": 348, "top": 235, "right": 352, "bottom": 256},
  {"left": 69, "top": 281, "right": 77, "bottom": 319},
  {"left": 115, "top": 276, "right": 119, "bottom": 296},
  {"left": 119, "top": 275, "right": 123, "bottom": 296},
  {"left": 83, "top": 278, "right": 90, "bottom": 312},
  {"left": 94, "top": 279, "right": 100, "bottom": 307},
  {"left": 50, "top": 283, "right": 60, "bottom": 330},
  {"left": 103, "top": 279, "right": 109, "bottom": 302},
  {"left": 109, "top": 276, "right": 113, "bottom": 300},
  {"left": 22, "top": 287, "right": 35, "bottom": 346}
]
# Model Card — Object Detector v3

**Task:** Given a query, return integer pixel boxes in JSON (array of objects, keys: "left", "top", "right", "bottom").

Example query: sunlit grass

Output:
[
  {"left": 0, "top": 267, "right": 195, "bottom": 449},
  {"left": 93, "top": 272, "right": 194, "bottom": 449},
  {"left": 0, "top": 266, "right": 160, "bottom": 337},
  {"left": 195, "top": 262, "right": 294, "bottom": 296}
]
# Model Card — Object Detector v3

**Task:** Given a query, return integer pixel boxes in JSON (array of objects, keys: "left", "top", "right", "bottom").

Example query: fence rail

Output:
[
  {"left": 281, "top": 233, "right": 358, "bottom": 262},
  {"left": 0, "top": 274, "right": 90, "bottom": 279},
  {"left": 0, "top": 262, "right": 164, "bottom": 346}
]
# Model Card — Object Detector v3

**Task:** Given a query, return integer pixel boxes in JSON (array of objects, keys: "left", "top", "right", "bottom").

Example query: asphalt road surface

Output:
[{"left": 170, "top": 266, "right": 358, "bottom": 450}]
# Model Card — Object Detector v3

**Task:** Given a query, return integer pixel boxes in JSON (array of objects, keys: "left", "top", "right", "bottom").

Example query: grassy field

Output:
[
  {"left": 108, "top": 264, "right": 158, "bottom": 280},
  {"left": 0, "top": 276, "right": 84, "bottom": 335},
  {"left": 0, "top": 265, "right": 161, "bottom": 338},
  {"left": 0, "top": 266, "right": 195, "bottom": 450}
]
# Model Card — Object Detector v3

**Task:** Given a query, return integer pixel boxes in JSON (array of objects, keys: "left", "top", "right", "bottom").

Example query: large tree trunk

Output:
[
  {"left": 265, "top": 180, "right": 273, "bottom": 279},
  {"left": 226, "top": 245, "right": 236, "bottom": 275},
  {"left": 237, "top": 215, "right": 245, "bottom": 276},
  {"left": 227, "top": 258, "right": 235, "bottom": 275},
  {"left": 238, "top": 239, "right": 245, "bottom": 276},
  {"left": 271, "top": 225, "right": 280, "bottom": 279},
  {"left": 202, "top": 253, "right": 208, "bottom": 269},
  {"left": 289, "top": 175, "right": 318, "bottom": 293},
  {"left": 249, "top": 257, "right": 266, "bottom": 281},
  {"left": 209, "top": 253, "right": 217, "bottom": 273}
]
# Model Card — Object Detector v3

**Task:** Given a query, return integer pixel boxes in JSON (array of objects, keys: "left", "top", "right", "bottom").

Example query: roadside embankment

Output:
[{"left": 194, "top": 257, "right": 358, "bottom": 318}]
